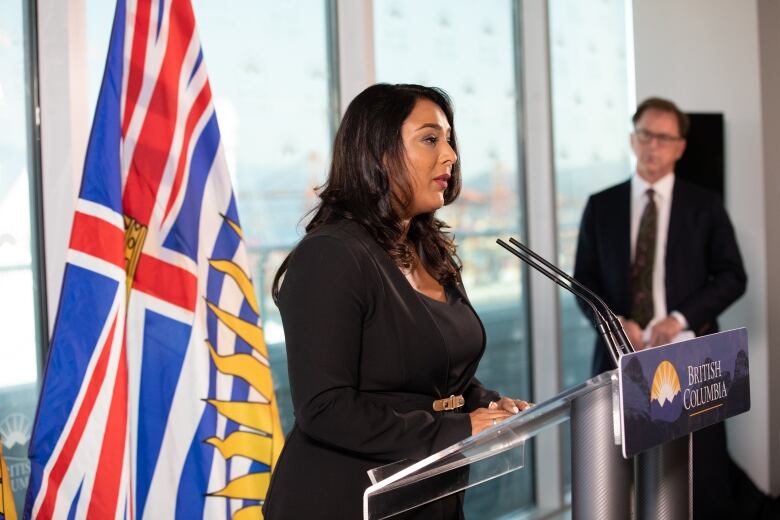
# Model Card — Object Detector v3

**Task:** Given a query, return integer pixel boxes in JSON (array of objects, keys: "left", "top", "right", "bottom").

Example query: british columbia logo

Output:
[
  {"left": 649, "top": 359, "right": 728, "bottom": 421},
  {"left": 649, "top": 360, "right": 683, "bottom": 422}
]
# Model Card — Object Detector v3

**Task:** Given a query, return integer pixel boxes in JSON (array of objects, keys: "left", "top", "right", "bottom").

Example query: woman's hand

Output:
[
  {"left": 469, "top": 397, "right": 533, "bottom": 435},
  {"left": 489, "top": 397, "right": 533, "bottom": 414},
  {"left": 469, "top": 408, "right": 513, "bottom": 435}
]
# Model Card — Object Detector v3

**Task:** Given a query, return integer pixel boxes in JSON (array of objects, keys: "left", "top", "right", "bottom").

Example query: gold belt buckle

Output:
[{"left": 432, "top": 394, "right": 465, "bottom": 412}]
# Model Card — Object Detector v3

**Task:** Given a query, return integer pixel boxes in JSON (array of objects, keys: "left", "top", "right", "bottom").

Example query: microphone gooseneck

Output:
[
  {"left": 505, "top": 237, "right": 635, "bottom": 356},
  {"left": 496, "top": 239, "right": 624, "bottom": 367}
]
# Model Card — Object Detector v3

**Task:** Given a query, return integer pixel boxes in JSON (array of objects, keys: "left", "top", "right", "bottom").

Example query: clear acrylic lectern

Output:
[{"left": 363, "top": 371, "right": 641, "bottom": 520}]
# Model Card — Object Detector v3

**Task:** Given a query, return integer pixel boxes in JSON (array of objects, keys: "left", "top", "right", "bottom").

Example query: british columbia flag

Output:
[{"left": 24, "top": 0, "right": 284, "bottom": 518}]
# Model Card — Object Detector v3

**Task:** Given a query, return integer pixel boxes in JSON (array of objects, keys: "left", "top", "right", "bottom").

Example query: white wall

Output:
[{"left": 633, "top": 0, "right": 776, "bottom": 493}]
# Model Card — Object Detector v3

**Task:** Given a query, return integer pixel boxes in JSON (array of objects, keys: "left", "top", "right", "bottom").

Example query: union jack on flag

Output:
[{"left": 25, "top": 0, "right": 284, "bottom": 518}]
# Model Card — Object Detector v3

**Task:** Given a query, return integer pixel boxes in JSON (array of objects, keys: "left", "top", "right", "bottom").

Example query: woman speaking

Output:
[{"left": 263, "top": 84, "right": 530, "bottom": 519}]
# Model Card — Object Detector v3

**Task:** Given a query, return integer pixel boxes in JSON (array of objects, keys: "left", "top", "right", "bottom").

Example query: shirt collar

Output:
[{"left": 632, "top": 171, "right": 675, "bottom": 202}]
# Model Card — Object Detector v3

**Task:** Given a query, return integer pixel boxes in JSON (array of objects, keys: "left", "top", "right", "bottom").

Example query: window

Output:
[
  {"left": 190, "top": 0, "right": 335, "bottom": 434},
  {"left": 69, "top": 1, "right": 639, "bottom": 515},
  {"left": 0, "top": 0, "right": 43, "bottom": 512},
  {"left": 374, "top": 1, "right": 533, "bottom": 516},
  {"left": 548, "top": 0, "right": 635, "bottom": 494},
  {"left": 550, "top": 0, "right": 634, "bottom": 389}
]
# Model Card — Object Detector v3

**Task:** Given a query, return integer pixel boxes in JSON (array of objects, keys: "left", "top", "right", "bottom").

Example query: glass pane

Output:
[
  {"left": 548, "top": 0, "right": 634, "bottom": 496},
  {"left": 374, "top": 2, "right": 533, "bottom": 516},
  {"left": 87, "top": 1, "right": 335, "bottom": 436},
  {"left": 86, "top": 1, "right": 114, "bottom": 116},
  {"left": 190, "top": 0, "right": 334, "bottom": 435},
  {"left": 0, "top": 0, "right": 42, "bottom": 513}
]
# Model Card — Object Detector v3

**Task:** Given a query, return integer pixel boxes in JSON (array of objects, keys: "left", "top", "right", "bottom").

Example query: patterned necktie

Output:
[{"left": 631, "top": 189, "right": 657, "bottom": 328}]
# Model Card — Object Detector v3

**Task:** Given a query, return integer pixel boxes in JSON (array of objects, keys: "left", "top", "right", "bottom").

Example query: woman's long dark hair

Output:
[{"left": 272, "top": 83, "right": 463, "bottom": 301}]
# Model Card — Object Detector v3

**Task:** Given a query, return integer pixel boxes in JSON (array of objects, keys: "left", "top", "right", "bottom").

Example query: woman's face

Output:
[{"left": 398, "top": 98, "right": 457, "bottom": 218}]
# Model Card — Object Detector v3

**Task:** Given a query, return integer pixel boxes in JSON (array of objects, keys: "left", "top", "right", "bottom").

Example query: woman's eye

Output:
[{"left": 423, "top": 136, "right": 438, "bottom": 145}]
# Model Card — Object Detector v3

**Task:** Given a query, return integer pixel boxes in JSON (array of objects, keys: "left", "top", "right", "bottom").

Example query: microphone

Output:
[
  {"left": 505, "top": 237, "right": 635, "bottom": 356},
  {"left": 496, "top": 239, "right": 624, "bottom": 367}
]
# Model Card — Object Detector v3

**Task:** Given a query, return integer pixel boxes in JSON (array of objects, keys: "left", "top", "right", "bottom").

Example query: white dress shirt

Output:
[{"left": 630, "top": 172, "right": 689, "bottom": 331}]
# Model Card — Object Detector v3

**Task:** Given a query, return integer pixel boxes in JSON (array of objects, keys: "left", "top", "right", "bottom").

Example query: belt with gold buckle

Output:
[{"left": 432, "top": 394, "right": 465, "bottom": 412}]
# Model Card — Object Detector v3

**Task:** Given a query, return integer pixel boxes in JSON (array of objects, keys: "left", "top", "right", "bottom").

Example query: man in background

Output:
[{"left": 573, "top": 97, "right": 758, "bottom": 518}]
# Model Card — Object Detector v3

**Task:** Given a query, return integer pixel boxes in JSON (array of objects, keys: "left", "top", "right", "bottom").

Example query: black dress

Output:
[{"left": 263, "top": 220, "right": 499, "bottom": 519}]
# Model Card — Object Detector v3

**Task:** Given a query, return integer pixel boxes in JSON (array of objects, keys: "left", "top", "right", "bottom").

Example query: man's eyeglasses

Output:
[{"left": 633, "top": 128, "right": 683, "bottom": 146}]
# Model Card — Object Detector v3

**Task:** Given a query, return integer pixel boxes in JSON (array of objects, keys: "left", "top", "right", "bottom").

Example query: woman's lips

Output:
[{"left": 433, "top": 174, "right": 451, "bottom": 190}]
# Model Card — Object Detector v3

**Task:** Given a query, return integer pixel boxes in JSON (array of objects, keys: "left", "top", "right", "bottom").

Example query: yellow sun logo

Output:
[{"left": 650, "top": 360, "right": 682, "bottom": 406}]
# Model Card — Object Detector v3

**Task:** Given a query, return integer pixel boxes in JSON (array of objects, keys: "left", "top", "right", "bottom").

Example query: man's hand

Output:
[
  {"left": 619, "top": 317, "right": 645, "bottom": 350},
  {"left": 648, "top": 316, "right": 683, "bottom": 347}
]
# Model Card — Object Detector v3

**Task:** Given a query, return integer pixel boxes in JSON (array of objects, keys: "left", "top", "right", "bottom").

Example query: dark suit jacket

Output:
[
  {"left": 573, "top": 177, "right": 747, "bottom": 376},
  {"left": 263, "top": 219, "right": 499, "bottom": 520}
]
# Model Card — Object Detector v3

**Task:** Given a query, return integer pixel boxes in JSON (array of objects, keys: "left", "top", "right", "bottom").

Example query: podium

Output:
[{"left": 363, "top": 328, "right": 750, "bottom": 520}]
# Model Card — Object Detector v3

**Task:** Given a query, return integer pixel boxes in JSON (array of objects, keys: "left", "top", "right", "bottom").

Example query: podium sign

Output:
[{"left": 618, "top": 327, "right": 750, "bottom": 458}]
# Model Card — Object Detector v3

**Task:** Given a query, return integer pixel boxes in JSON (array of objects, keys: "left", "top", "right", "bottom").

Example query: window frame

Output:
[
  {"left": 23, "top": 0, "right": 49, "bottom": 377},
  {"left": 33, "top": 0, "right": 637, "bottom": 516}
]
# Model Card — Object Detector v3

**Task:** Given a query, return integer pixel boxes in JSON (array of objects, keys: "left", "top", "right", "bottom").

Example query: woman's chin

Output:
[
  {"left": 428, "top": 196, "right": 446, "bottom": 212},
  {"left": 408, "top": 200, "right": 445, "bottom": 217}
]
